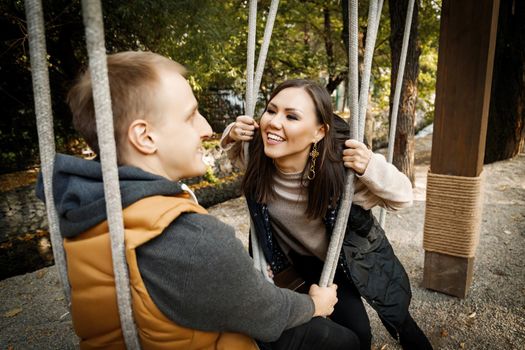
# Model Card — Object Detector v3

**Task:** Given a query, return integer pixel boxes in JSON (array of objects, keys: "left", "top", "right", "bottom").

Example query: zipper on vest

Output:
[{"left": 180, "top": 183, "right": 199, "bottom": 204}]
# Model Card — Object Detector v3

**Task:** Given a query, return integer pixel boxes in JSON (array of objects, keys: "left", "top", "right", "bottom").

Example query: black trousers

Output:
[
  {"left": 290, "top": 252, "right": 432, "bottom": 350},
  {"left": 257, "top": 316, "right": 360, "bottom": 350}
]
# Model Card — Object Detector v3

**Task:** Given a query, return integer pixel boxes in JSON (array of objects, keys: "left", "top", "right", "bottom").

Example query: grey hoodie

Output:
[{"left": 36, "top": 154, "right": 314, "bottom": 342}]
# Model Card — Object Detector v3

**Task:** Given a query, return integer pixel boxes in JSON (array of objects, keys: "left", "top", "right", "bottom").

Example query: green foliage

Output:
[
  {"left": 0, "top": 0, "right": 441, "bottom": 173},
  {"left": 201, "top": 139, "right": 220, "bottom": 151},
  {"left": 203, "top": 166, "right": 219, "bottom": 184},
  {"left": 418, "top": 0, "right": 441, "bottom": 108}
]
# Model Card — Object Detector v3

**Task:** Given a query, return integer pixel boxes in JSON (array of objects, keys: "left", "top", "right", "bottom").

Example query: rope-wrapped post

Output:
[
  {"left": 423, "top": 173, "right": 484, "bottom": 257},
  {"left": 25, "top": 0, "right": 71, "bottom": 305},
  {"left": 81, "top": 0, "right": 141, "bottom": 348},
  {"left": 379, "top": 0, "right": 415, "bottom": 227},
  {"left": 320, "top": 0, "right": 360, "bottom": 287}
]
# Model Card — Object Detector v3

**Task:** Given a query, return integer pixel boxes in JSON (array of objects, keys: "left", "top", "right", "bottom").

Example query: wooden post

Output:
[{"left": 422, "top": 0, "right": 500, "bottom": 298}]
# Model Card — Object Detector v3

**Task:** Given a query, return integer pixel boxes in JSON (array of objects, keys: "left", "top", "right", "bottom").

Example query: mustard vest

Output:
[{"left": 64, "top": 195, "right": 258, "bottom": 350}]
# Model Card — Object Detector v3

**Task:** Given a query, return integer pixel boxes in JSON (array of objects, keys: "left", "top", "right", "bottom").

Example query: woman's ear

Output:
[
  {"left": 128, "top": 119, "right": 156, "bottom": 155},
  {"left": 314, "top": 124, "right": 328, "bottom": 142}
]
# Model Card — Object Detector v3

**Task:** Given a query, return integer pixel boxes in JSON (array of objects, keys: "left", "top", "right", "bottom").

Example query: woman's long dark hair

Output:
[{"left": 242, "top": 79, "right": 348, "bottom": 219}]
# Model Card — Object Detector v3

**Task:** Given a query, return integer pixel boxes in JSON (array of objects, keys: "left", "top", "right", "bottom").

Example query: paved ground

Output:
[
  {"left": 1, "top": 138, "right": 523, "bottom": 349},
  {"left": 209, "top": 152, "right": 525, "bottom": 350}
]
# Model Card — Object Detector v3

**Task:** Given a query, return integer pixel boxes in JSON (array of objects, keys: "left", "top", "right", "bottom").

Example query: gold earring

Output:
[{"left": 307, "top": 141, "right": 319, "bottom": 180}]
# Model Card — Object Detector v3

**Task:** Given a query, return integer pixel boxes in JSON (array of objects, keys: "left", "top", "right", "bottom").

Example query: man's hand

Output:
[{"left": 309, "top": 283, "right": 338, "bottom": 318}]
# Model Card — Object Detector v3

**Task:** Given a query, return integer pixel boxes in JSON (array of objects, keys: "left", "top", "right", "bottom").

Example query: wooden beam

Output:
[
  {"left": 423, "top": 253, "right": 474, "bottom": 298},
  {"left": 423, "top": 0, "right": 500, "bottom": 298}
]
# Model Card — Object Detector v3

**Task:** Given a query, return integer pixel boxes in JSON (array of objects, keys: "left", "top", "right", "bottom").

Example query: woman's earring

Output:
[{"left": 307, "top": 141, "right": 319, "bottom": 180}]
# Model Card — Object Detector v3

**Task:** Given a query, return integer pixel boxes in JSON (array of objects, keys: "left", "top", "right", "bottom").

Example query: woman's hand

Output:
[
  {"left": 266, "top": 265, "right": 274, "bottom": 279},
  {"left": 227, "top": 115, "right": 259, "bottom": 142},
  {"left": 343, "top": 139, "right": 372, "bottom": 175},
  {"left": 309, "top": 283, "right": 338, "bottom": 318}
]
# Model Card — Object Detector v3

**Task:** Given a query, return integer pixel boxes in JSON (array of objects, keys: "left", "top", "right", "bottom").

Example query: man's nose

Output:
[{"left": 197, "top": 113, "right": 213, "bottom": 139}]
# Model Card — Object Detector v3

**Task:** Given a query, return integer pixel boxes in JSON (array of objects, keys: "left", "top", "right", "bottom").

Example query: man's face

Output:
[{"left": 151, "top": 67, "right": 213, "bottom": 181}]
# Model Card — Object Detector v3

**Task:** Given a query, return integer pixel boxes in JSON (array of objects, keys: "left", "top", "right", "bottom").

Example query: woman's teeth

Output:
[{"left": 267, "top": 133, "right": 284, "bottom": 142}]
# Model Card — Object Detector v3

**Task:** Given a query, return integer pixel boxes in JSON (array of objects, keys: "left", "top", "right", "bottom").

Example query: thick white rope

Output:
[
  {"left": 252, "top": 0, "right": 280, "bottom": 110},
  {"left": 320, "top": 0, "right": 360, "bottom": 287},
  {"left": 329, "top": 0, "right": 384, "bottom": 285},
  {"left": 245, "top": 0, "right": 273, "bottom": 281},
  {"left": 245, "top": 0, "right": 262, "bottom": 275},
  {"left": 250, "top": 0, "right": 279, "bottom": 281},
  {"left": 245, "top": 0, "right": 257, "bottom": 116},
  {"left": 81, "top": 1, "right": 141, "bottom": 348},
  {"left": 379, "top": 0, "right": 415, "bottom": 227},
  {"left": 358, "top": 0, "right": 384, "bottom": 142},
  {"left": 24, "top": 0, "right": 71, "bottom": 305}
]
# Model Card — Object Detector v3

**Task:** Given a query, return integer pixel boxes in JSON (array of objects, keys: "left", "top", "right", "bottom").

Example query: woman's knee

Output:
[
  {"left": 331, "top": 307, "right": 371, "bottom": 342},
  {"left": 308, "top": 317, "right": 360, "bottom": 350},
  {"left": 351, "top": 319, "right": 372, "bottom": 345}
]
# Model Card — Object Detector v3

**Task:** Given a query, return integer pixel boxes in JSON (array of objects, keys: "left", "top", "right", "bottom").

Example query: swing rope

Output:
[
  {"left": 358, "top": 0, "right": 384, "bottom": 142},
  {"left": 244, "top": 0, "right": 263, "bottom": 277},
  {"left": 320, "top": 0, "right": 360, "bottom": 287},
  {"left": 81, "top": 0, "right": 141, "bottom": 348},
  {"left": 252, "top": 0, "right": 280, "bottom": 108},
  {"left": 379, "top": 0, "right": 416, "bottom": 227},
  {"left": 322, "top": 0, "right": 415, "bottom": 286},
  {"left": 244, "top": 0, "right": 280, "bottom": 281},
  {"left": 25, "top": 0, "right": 71, "bottom": 305}
]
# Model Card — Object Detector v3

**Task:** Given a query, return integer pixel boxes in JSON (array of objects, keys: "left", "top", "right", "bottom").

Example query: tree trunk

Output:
[
  {"left": 484, "top": 0, "right": 525, "bottom": 164},
  {"left": 389, "top": 0, "right": 420, "bottom": 186}
]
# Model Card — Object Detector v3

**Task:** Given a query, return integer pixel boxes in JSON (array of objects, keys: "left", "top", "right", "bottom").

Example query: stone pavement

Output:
[{"left": 1, "top": 144, "right": 524, "bottom": 349}]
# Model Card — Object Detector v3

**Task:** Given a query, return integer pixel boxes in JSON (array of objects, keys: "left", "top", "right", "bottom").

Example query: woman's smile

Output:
[{"left": 266, "top": 132, "right": 285, "bottom": 145}]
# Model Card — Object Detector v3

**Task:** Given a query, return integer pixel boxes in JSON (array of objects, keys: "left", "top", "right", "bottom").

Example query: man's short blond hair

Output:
[{"left": 68, "top": 51, "right": 186, "bottom": 161}]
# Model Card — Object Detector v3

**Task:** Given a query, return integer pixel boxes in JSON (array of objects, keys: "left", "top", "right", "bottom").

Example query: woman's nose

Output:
[{"left": 268, "top": 113, "right": 283, "bottom": 129}]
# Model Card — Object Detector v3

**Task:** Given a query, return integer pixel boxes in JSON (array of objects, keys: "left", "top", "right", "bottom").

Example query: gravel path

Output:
[{"left": 1, "top": 148, "right": 523, "bottom": 349}]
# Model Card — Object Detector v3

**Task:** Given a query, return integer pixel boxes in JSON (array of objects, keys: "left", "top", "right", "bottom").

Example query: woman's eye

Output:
[
  {"left": 267, "top": 109, "right": 276, "bottom": 114},
  {"left": 286, "top": 114, "right": 298, "bottom": 120}
]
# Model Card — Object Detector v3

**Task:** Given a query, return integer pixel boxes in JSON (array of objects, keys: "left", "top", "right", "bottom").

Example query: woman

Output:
[{"left": 221, "top": 79, "right": 432, "bottom": 350}]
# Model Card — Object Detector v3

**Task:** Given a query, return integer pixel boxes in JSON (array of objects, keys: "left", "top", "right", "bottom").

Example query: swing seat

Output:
[{"left": 274, "top": 266, "right": 308, "bottom": 293}]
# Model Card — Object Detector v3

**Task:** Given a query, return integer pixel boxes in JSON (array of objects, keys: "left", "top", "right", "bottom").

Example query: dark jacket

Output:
[{"left": 246, "top": 195, "right": 412, "bottom": 334}]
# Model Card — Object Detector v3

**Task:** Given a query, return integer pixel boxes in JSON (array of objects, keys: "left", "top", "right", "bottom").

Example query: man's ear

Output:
[{"left": 128, "top": 119, "right": 156, "bottom": 155}]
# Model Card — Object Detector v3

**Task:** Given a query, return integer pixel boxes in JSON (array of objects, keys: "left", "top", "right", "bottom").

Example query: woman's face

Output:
[{"left": 260, "top": 87, "right": 325, "bottom": 173}]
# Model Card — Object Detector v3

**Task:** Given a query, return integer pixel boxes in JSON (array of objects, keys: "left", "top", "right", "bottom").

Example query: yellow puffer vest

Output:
[{"left": 64, "top": 195, "right": 258, "bottom": 350}]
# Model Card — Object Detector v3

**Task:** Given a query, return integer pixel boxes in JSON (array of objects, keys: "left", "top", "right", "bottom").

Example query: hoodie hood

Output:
[{"left": 36, "top": 154, "right": 186, "bottom": 238}]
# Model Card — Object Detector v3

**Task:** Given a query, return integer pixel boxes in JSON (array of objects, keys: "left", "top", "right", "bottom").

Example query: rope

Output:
[
  {"left": 81, "top": 1, "right": 141, "bottom": 348},
  {"left": 379, "top": 0, "right": 415, "bottom": 227},
  {"left": 320, "top": 0, "right": 360, "bottom": 287},
  {"left": 24, "top": 0, "right": 71, "bottom": 305},
  {"left": 252, "top": 0, "right": 280, "bottom": 110},
  {"left": 245, "top": 0, "right": 263, "bottom": 277},
  {"left": 244, "top": 0, "right": 280, "bottom": 282},
  {"left": 423, "top": 172, "right": 483, "bottom": 257},
  {"left": 245, "top": 0, "right": 257, "bottom": 117},
  {"left": 358, "top": 0, "right": 384, "bottom": 142}
]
